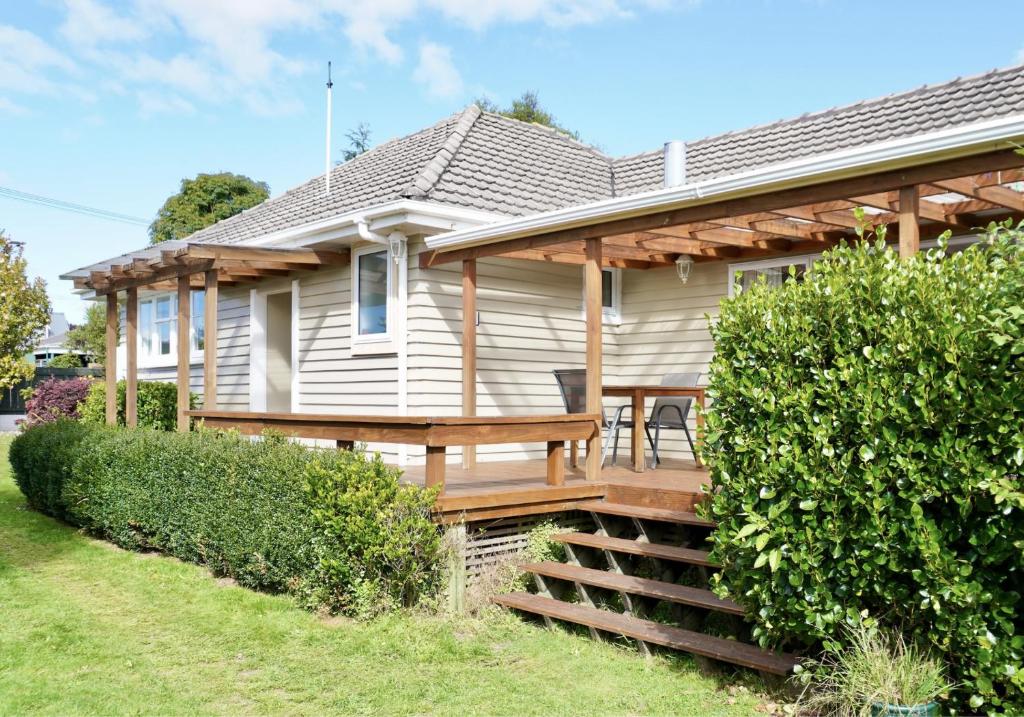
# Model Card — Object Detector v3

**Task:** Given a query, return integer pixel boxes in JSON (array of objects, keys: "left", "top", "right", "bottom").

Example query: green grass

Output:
[{"left": 0, "top": 435, "right": 766, "bottom": 716}]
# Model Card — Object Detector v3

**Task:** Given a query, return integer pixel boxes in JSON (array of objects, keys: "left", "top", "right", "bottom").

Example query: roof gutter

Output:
[{"left": 425, "top": 113, "right": 1024, "bottom": 252}]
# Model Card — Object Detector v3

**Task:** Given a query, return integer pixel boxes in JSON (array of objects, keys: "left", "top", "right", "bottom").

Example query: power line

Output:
[{"left": 0, "top": 185, "right": 150, "bottom": 226}]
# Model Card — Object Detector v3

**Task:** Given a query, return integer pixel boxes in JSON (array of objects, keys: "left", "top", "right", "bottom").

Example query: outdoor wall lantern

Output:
[
  {"left": 675, "top": 254, "right": 694, "bottom": 284},
  {"left": 387, "top": 232, "right": 408, "bottom": 265}
]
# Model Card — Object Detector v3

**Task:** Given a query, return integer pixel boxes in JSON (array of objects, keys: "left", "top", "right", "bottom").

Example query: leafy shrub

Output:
[
  {"left": 79, "top": 379, "right": 196, "bottom": 431},
  {"left": 9, "top": 422, "right": 443, "bottom": 615},
  {"left": 702, "top": 223, "right": 1024, "bottom": 713},
  {"left": 10, "top": 419, "right": 98, "bottom": 517},
  {"left": 47, "top": 353, "right": 84, "bottom": 368},
  {"left": 22, "top": 376, "right": 93, "bottom": 427},
  {"left": 305, "top": 457, "right": 442, "bottom": 616}
]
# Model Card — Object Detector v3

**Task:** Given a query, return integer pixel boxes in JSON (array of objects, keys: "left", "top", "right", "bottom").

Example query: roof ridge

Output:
[
  {"left": 478, "top": 109, "right": 613, "bottom": 161},
  {"left": 403, "top": 104, "right": 482, "bottom": 199},
  {"left": 686, "top": 62, "right": 1024, "bottom": 149}
]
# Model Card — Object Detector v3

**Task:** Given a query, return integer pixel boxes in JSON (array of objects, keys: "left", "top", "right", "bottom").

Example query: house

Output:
[
  {"left": 29, "top": 312, "right": 87, "bottom": 367},
  {"left": 60, "top": 63, "right": 1024, "bottom": 671}
]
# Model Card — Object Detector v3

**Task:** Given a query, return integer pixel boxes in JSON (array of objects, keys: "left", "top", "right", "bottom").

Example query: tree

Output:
[
  {"left": 47, "top": 353, "right": 83, "bottom": 368},
  {"left": 0, "top": 232, "right": 50, "bottom": 389},
  {"left": 149, "top": 172, "right": 270, "bottom": 244},
  {"left": 67, "top": 302, "right": 114, "bottom": 366},
  {"left": 342, "top": 122, "right": 372, "bottom": 162},
  {"left": 475, "top": 91, "right": 581, "bottom": 140}
]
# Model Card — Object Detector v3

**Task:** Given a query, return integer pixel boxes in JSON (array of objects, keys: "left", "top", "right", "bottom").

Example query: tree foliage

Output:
[
  {"left": 702, "top": 222, "right": 1024, "bottom": 714},
  {"left": 67, "top": 302, "right": 113, "bottom": 365},
  {"left": 0, "top": 233, "right": 50, "bottom": 389},
  {"left": 475, "top": 91, "right": 581, "bottom": 140},
  {"left": 149, "top": 172, "right": 270, "bottom": 244},
  {"left": 47, "top": 353, "right": 83, "bottom": 368},
  {"left": 341, "top": 122, "right": 372, "bottom": 162}
]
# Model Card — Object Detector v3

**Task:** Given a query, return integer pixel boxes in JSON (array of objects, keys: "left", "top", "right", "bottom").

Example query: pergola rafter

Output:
[
  {"left": 66, "top": 243, "right": 351, "bottom": 433},
  {"left": 419, "top": 149, "right": 1024, "bottom": 270}
]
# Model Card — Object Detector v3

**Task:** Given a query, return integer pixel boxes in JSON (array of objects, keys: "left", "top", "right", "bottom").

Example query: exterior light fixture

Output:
[
  {"left": 675, "top": 254, "right": 694, "bottom": 284},
  {"left": 387, "top": 231, "right": 408, "bottom": 265}
]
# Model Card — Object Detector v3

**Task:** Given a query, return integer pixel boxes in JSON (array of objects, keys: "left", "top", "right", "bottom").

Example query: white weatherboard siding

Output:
[
  {"left": 616, "top": 261, "right": 726, "bottom": 462},
  {"left": 406, "top": 239, "right": 619, "bottom": 464},
  {"left": 194, "top": 243, "right": 725, "bottom": 466},
  {"left": 296, "top": 262, "right": 401, "bottom": 462}
]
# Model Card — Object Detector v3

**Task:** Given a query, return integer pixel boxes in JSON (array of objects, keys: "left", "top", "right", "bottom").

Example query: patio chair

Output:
[
  {"left": 552, "top": 369, "right": 651, "bottom": 468},
  {"left": 647, "top": 372, "right": 700, "bottom": 470}
]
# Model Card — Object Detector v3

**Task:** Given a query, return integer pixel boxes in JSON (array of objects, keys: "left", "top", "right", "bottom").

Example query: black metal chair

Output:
[
  {"left": 647, "top": 372, "right": 700, "bottom": 469},
  {"left": 552, "top": 369, "right": 652, "bottom": 467}
]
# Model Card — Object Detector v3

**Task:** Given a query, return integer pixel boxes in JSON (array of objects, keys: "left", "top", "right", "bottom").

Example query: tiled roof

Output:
[{"left": 173, "top": 64, "right": 1024, "bottom": 246}]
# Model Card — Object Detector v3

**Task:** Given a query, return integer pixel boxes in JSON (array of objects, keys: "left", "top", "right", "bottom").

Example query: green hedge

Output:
[
  {"left": 703, "top": 223, "right": 1024, "bottom": 714},
  {"left": 10, "top": 422, "right": 442, "bottom": 614},
  {"left": 78, "top": 379, "right": 197, "bottom": 431}
]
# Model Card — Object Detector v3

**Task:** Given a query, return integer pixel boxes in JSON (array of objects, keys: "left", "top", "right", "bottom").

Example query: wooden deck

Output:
[{"left": 402, "top": 458, "right": 710, "bottom": 523}]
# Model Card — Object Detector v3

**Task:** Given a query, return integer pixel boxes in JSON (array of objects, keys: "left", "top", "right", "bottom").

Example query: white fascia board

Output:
[
  {"left": 424, "top": 114, "right": 1024, "bottom": 252},
  {"left": 248, "top": 200, "right": 506, "bottom": 248}
]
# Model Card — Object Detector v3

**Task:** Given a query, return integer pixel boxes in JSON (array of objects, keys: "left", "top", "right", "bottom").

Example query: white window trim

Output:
[
  {"left": 580, "top": 267, "right": 622, "bottom": 325},
  {"left": 137, "top": 290, "right": 206, "bottom": 369},
  {"left": 351, "top": 243, "right": 398, "bottom": 356},
  {"left": 727, "top": 252, "right": 822, "bottom": 298}
]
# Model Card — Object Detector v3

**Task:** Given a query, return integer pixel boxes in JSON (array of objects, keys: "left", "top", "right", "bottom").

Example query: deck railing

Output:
[{"left": 186, "top": 410, "right": 600, "bottom": 494}]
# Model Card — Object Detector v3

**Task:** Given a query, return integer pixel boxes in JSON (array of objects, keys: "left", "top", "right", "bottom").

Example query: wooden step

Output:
[
  {"left": 553, "top": 532, "right": 718, "bottom": 568},
  {"left": 493, "top": 592, "right": 799, "bottom": 675},
  {"left": 577, "top": 500, "right": 715, "bottom": 528},
  {"left": 523, "top": 562, "right": 743, "bottom": 615}
]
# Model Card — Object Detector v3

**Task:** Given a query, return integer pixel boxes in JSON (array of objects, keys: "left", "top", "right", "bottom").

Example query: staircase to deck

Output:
[{"left": 492, "top": 490, "right": 799, "bottom": 675}]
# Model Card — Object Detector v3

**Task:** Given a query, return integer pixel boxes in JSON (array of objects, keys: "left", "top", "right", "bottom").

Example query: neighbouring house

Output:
[
  {"left": 29, "top": 312, "right": 87, "bottom": 367},
  {"left": 60, "top": 62, "right": 1024, "bottom": 672}
]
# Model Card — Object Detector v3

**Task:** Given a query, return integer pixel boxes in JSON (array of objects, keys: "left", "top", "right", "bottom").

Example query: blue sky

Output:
[{"left": 1, "top": 0, "right": 1022, "bottom": 322}]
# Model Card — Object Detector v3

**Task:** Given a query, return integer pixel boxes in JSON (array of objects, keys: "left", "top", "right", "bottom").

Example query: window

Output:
[
  {"left": 582, "top": 268, "right": 621, "bottom": 323},
  {"left": 728, "top": 255, "right": 819, "bottom": 297},
  {"left": 357, "top": 249, "right": 389, "bottom": 336},
  {"left": 351, "top": 245, "right": 399, "bottom": 355},
  {"left": 191, "top": 291, "right": 205, "bottom": 352},
  {"left": 154, "top": 295, "right": 173, "bottom": 356},
  {"left": 138, "top": 290, "right": 206, "bottom": 362}
]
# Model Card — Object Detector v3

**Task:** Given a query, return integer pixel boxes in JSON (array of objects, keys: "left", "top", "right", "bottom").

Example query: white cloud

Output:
[
  {"left": 1, "top": 0, "right": 683, "bottom": 116},
  {"left": 0, "top": 97, "right": 29, "bottom": 116},
  {"left": 0, "top": 25, "right": 77, "bottom": 94},
  {"left": 413, "top": 42, "right": 463, "bottom": 98},
  {"left": 136, "top": 89, "right": 196, "bottom": 117},
  {"left": 59, "top": 0, "right": 148, "bottom": 48}
]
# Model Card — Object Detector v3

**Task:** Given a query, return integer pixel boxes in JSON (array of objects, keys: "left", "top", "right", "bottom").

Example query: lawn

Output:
[{"left": 0, "top": 435, "right": 768, "bottom": 716}]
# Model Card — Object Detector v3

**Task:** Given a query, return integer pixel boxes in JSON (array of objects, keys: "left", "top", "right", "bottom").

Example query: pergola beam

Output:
[{"left": 419, "top": 148, "right": 1024, "bottom": 267}]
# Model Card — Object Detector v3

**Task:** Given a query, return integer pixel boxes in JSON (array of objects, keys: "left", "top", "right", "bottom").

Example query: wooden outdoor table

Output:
[{"left": 601, "top": 385, "right": 706, "bottom": 472}]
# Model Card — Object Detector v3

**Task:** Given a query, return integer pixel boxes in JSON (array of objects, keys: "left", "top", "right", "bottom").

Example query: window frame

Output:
[
  {"left": 580, "top": 267, "right": 622, "bottom": 325},
  {"left": 727, "top": 253, "right": 821, "bottom": 298},
  {"left": 351, "top": 244, "right": 397, "bottom": 355},
  {"left": 136, "top": 289, "right": 206, "bottom": 368}
]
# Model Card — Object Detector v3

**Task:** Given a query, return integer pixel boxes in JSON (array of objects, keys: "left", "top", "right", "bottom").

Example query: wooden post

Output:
[
  {"left": 176, "top": 275, "right": 190, "bottom": 432},
  {"left": 899, "top": 185, "right": 920, "bottom": 259},
  {"left": 546, "top": 440, "right": 565, "bottom": 486},
  {"left": 125, "top": 287, "right": 138, "bottom": 428},
  {"left": 104, "top": 293, "right": 118, "bottom": 426},
  {"left": 425, "top": 445, "right": 446, "bottom": 494},
  {"left": 203, "top": 269, "right": 218, "bottom": 410},
  {"left": 461, "top": 259, "right": 477, "bottom": 469},
  {"left": 584, "top": 238, "right": 603, "bottom": 481}
]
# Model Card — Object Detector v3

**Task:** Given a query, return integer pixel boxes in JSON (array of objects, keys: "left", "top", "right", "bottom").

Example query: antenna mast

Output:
[{"left": 325, "top": 61, "right": 333, "bottom": 196}]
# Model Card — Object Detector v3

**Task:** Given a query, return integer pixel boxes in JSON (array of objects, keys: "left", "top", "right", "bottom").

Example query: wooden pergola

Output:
[
  {"left": 71, "top": 244, "right": 350, "bottom": 431},
  {"left": 419, "top": 147, "right": 1024, "bottom": 480}
]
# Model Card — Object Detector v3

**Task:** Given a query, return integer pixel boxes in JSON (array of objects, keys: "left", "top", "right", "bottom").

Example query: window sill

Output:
[
  {"left": 138, "top": 351, "right": 205, "bottom": 371},
  {"left": 350, "top": 337, "right": 397, "bottom": 357}
]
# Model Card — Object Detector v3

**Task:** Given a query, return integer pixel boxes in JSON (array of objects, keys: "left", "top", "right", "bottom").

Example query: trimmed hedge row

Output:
[
  {"left": 703, "top": 224, "right": 1024, "bottom": 714},
  {"left": 10, "top": 422, "right": 442, "bottom": 615},
  {"left": 79, "top": 379, "right": 196, "bottom": 431}
]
